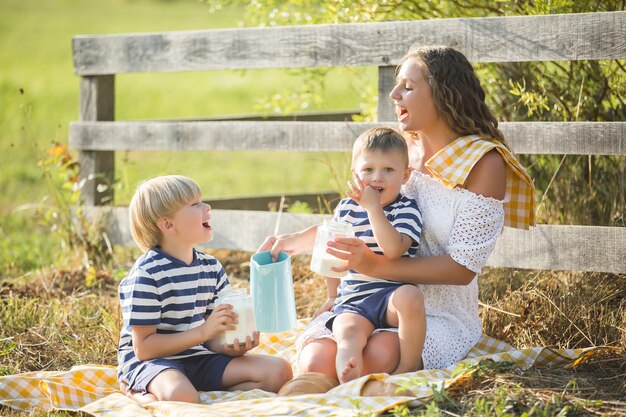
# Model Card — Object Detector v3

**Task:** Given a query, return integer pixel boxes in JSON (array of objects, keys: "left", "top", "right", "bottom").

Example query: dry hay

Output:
[
  {"left": 211, "top": 250, "right": 626, "bottom": 350},
  {"left": 0, "top": 267, "right": 120, "bottom": 374},
  {"left": 2, "top": 249, "right": 624, "bottom": 416},
  {"left": 479, "top": 268, "right": 626, "bottom": 349},
  {"left": 207, "top": 249, "right": 327, "bottom": 319},
  {"left": 0, "top": 267, "right": 117, "bottom": 301}
]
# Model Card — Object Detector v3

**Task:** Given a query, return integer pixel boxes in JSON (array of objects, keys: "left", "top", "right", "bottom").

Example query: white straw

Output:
[{"left": 273, "top": 195, "right": 286, "bottom": 236}]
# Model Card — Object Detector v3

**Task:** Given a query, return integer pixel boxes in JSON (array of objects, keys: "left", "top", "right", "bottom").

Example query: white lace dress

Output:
[{"left": 296, "top": 171, "right": 505, "bottom": 370}]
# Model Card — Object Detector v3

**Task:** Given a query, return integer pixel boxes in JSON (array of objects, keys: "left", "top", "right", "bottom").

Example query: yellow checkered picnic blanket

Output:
[
  {"left": 425, "top": 135, "right": 536, "bottom": 229},
  {"left": 1, "top": 319, "right": 593, "bottom": 416}
]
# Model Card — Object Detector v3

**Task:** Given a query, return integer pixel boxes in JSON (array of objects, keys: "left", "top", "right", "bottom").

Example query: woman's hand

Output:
[
  {"left": 312, "top": 297, "right": 336, "bottom": 319},
  {"left": 326, "top": 236, "right": 377, "bottom": 274}
]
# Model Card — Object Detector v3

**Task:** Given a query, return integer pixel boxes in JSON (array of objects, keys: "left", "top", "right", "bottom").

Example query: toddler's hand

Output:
[
  {"left": 312, "top": 297, "right": 335, "bottom": 319},
  {"left": 203, "top": 304, "right": 237, "bottom": 341},
  {"left": 347, "top": 171, "right": 380, "bottom": 211},
  {"left": 360, "top": 186, "right": 382, "bottom": 210}
]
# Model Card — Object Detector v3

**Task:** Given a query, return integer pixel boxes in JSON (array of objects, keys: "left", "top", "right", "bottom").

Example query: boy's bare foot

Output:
[
  {"left": 120, "top": 381, "right": 158, "bottom": 405},
  {"left": 339, "top": 357, "right": 360, "bottom": 384},
  {"left": 127, "top": 390, "right": 158, "bottom": 405}
]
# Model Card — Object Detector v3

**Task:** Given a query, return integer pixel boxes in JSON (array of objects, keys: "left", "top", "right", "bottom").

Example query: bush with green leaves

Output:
[{"left": 208, "top": 0, "right": 625, "bottom": 226}]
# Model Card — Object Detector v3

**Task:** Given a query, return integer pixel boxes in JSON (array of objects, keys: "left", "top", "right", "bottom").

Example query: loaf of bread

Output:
[{"left": 277, "top": 372, "right": 339, "bottom": 395}]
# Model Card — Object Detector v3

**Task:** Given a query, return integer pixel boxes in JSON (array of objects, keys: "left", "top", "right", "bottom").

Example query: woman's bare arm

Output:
[
  {"left": 463, "top": 149, "right": 506, "bottom": 200},
  {"left": 327, "top": 240, "right": 475, "bottom": 285},
  {"left": 328, "top": 150, "right": 506, "bottom": 286}
]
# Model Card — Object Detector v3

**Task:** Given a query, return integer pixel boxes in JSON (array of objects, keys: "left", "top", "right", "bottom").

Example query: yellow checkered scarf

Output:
[{"left": 425, "top": 135, "right": 536, "bottom": 229}]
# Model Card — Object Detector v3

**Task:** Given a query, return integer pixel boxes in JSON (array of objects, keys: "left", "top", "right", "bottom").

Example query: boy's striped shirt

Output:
[
  {"left": 117, "top": 247, "right": 229, "bottom": 386},
  {"left": 333, "top": 194, "right": 422, "bottom": 306}
]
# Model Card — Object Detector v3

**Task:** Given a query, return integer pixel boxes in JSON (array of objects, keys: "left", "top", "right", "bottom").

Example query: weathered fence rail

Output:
[
  {"left": 71, "top": 121, "right": 625, "bottom": 155},
  {"left": 73, "top": 12, "right": 624, "bottom": 74},
  {"left": 71, "top": 11, "right": 626, "bottom": 274}
]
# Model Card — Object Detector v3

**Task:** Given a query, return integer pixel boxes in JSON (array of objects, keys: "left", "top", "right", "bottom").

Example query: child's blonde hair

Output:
[
  {"left": 352, "top": 127, "right": 409, "bottom": 167},
  {"left": 129, "top": 175, "right": 202, "bottom": 251}
]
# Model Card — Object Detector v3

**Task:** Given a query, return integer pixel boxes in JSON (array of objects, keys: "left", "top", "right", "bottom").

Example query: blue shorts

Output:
[
  {"left": 130, "top": 353, "right": 233, "bottom": 393},
  {"left": 326, "top": 283, "right": 402, "bottom": 330}
]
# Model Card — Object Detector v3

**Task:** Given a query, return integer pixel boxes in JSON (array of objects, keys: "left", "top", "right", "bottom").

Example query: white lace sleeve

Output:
[{"left": 447, "top": 191, "right": 505, "bottom": 274}]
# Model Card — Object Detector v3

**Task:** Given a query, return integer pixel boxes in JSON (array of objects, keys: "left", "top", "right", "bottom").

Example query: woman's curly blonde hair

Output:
[{"left": 400, "top": 45, "right": 508, "bottom": 147}]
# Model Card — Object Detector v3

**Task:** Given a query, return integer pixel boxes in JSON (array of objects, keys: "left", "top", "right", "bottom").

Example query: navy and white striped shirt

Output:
[
  {"left": 333, "top": 194, "right": 422, "bottom": 305},
  {"left": 117, "top": 247, "right": 229, "bottom": 385}
]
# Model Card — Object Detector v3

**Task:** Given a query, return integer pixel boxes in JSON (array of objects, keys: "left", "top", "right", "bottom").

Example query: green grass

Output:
[
  {"left": 0, "top": 212, "right": 62, "bottom": 276},
  {"left": 0, "top": 0, "right": 371, "bottom": 274},
  {"left": 0, "top": 0, "right": 370, "bottom": 212},
  {"left": 115, "top": 150, "right": 352, "bottom": 205}
]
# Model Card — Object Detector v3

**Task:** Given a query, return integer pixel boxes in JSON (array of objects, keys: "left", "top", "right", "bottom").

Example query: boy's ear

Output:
[
  {"left": 156, "top": 217, "right": 174, "bottom": 233},
  {"left": 402, "top": 167, "right": 412, "bottom": 184}
]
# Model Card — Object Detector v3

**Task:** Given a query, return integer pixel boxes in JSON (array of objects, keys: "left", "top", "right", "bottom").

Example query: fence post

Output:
[
  {"left": 377, "top": 66, "right": 396, "bottom": 121},
  {"left": 78, "top": 75, "right": 115, "bottom": 206}
]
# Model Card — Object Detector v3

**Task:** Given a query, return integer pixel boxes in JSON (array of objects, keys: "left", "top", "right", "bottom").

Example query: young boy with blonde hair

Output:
[{"left": 118, "top": 175, "right": 292, "bottom": 404}]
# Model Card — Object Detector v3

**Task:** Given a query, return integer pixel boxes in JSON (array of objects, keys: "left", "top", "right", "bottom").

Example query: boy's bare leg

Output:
[
  {"left": 147, "top": 369, "right": 200, "bottom": 403},
  {"left": 385, "top": 285, "right": 426, "bottom": 374},
  {"left": 222, "top": 354, "right": 293, "bottom": 393},
  {"left": 332, "top": 312, "right": 374, "bottom": 383}
]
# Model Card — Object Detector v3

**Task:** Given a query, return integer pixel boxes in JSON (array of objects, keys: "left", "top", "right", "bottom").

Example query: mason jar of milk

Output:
[
  {"left": 310, "top": 220, "right": 355, "bottom": 279},
  {"left": 214, "top": 288, "right": 256, "bottom": 345}
]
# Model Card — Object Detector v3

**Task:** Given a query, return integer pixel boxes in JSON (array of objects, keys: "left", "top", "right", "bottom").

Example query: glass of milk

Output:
[
  {"left": 214, "top": 288, "right": 256, "bottom": 345},
  {"left": 310, "top": 220, "right": 355, "bottom": 278}
]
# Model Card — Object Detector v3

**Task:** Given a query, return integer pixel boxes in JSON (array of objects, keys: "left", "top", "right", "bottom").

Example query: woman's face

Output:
[{"left": 389, "top": 58, "right": 439, "bottom": 133}]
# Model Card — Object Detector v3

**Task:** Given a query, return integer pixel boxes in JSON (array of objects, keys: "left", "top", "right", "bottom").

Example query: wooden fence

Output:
[{"left": 70, "top": 11, "right": 626, "bottom": 274}]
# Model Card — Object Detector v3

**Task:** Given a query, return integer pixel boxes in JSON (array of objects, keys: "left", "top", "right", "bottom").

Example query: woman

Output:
[{"left": 262, "top": 45, "right": 535, "bottom": 385}]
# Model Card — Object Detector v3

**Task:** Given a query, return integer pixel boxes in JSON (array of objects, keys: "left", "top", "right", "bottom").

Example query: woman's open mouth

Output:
[
  {"left": 202, "top": 221, "right": 212, "bottom": 230},
  {"left": 396, "top": 106, "right": 408, "bottom": 122}
]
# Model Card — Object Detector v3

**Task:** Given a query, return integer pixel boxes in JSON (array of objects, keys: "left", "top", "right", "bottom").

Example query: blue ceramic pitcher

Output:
[{"left": 250, "top": 251, "right": 297, "bottom": 332}]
